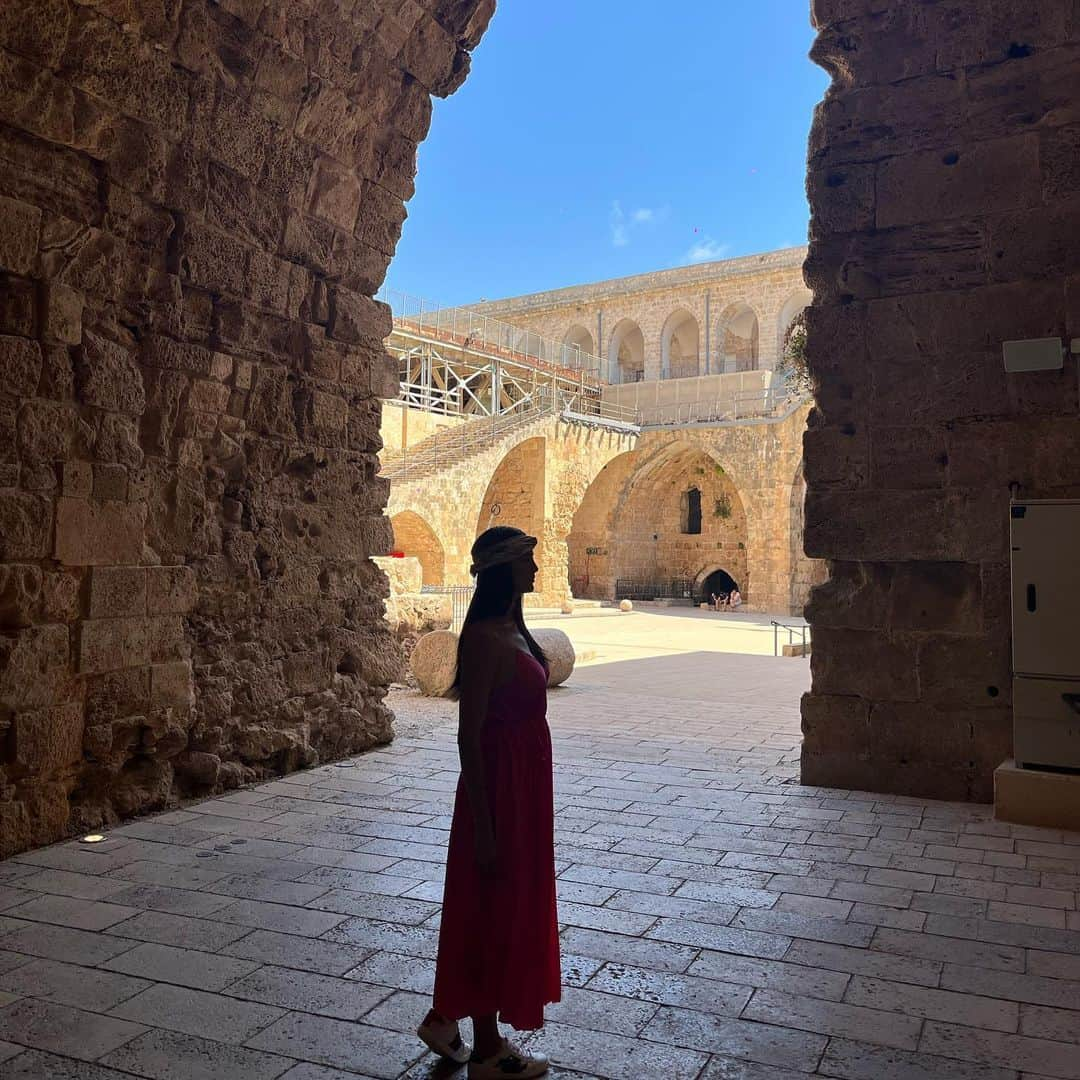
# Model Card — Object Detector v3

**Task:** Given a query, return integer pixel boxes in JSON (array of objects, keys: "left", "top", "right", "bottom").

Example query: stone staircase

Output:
[
  {"left": 378, "top": 397, "right": 557, "bottom": 484},
  {"left": 380, "top": 390, "right": 640, "bottom": 485}
]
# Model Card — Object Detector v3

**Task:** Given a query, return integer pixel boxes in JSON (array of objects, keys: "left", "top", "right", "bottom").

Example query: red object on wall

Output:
[{"left": 389, "top": 551, "right": 405, "bottom": 558}]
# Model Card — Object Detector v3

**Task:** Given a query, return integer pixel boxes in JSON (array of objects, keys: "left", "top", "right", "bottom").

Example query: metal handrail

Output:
[
  {"left": 637, "top": 387, "right": 809, "bottom": 428},
  {"left": 772, "top": 620, "right": 809, "bottom": 657}
]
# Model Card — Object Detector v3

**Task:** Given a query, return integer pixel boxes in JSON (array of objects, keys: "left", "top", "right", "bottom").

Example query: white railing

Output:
[
  {"left": 637, "top": 387, "right": 808, "bottom": 428},
  {"left": 378, "top": 287, "right": 606, "bottom": 383}
]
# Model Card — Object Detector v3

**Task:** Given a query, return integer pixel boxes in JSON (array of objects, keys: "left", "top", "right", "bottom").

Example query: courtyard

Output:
[{"left": 1, "top": 632, "right": 1078, "bottom": 1079}]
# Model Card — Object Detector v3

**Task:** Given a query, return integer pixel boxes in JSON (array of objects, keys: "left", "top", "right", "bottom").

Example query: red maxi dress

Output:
[{"left": 433, "top": 650, "right": 561, "bottom": 1030}]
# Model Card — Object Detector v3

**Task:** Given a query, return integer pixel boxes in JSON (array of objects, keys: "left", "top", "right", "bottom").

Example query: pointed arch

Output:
[
  {"left": 716, "top": 302, "right": 760, "bottom": 373},
  {"left": 390, "top": 511, "right": 445, "bottom": 586},
  {"left": 660, "top": 308, "right": 701, "bottom": 380},
  {"left": 607, "top": 319, "right": 645, "bottom": 384}
]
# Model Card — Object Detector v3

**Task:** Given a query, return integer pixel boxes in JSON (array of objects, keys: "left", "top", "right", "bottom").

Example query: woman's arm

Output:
[{"left": 457, "top": 626, "right": 500, "bottom": 872}]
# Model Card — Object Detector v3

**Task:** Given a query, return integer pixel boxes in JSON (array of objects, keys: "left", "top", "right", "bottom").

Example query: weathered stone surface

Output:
[
  {"left": 533, "top": 627, "right": 575, "bottom": 687},
  {"left": 801, "top": 3, "right": 1080, "bottom": 801},
  {"left": 0, "top": 0, "right": 492, "bottom": 855},
  {"left": 411, "top": 629, "right": 459, "bottom": 698},
  {"left": 54, "top": 497, "right": 145, "bottom": 565}
]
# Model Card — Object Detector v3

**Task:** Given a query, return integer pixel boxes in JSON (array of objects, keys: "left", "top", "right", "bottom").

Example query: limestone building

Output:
[{"left": 380, "top": 248, "right": 823, "bottom": 616}]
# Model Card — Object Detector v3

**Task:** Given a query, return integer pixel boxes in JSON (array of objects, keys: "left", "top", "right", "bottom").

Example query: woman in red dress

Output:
[{"left": 416, "top": 526, "right": 560, "bottom": 1079}]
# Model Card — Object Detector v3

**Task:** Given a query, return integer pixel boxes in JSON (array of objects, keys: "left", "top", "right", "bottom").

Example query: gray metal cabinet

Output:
[{"left": 1011, "top": 500, "right": 1080, "bottom": 769}]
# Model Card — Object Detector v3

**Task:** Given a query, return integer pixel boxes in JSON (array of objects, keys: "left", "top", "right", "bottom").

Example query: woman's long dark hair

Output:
[{"left": 452, "top": 526, "right": 548, "bottom": 691}]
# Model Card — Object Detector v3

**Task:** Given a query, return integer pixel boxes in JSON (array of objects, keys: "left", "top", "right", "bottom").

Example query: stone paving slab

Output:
[{"left": 0, "top": 650, "right": 1078, "bottom": 1078}]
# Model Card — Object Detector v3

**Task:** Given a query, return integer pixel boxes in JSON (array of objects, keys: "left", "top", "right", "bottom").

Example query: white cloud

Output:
[
  {"left": 684, "top": 237, "right": 731, "bottom": 263},
  {"left": 610, "top": 201, "right": 629, "bottom": 247},
  {"left": 610, "top": 202, "right": 668, "bottom": 247}
]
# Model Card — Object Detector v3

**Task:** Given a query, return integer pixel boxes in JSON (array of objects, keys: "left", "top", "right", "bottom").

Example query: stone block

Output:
[
  {"left": 180, "top": 221, "right": 250, "bottom": 296},
  {"left": 283, "top": 648, "right": 331, "bottom": 695},
  {"left": 306, "top": 155, "right": 362, "bottom": 231},
  {"left": 92, "top": 463, "right": 128, "bottom": 501},
  {"left": 17, "top": 398, "right": 78, "bottom": 461},
  {"left": 0, "top": 623, "right": 70, "bottom": 710},
  {"left": 411, "top": 629, "right": 458, "bottom": 698},
  {"left": 150, "top": 660, "right": 194, "bottom": 712},
  {"left": 533, "top": 628, "right": 575, "bottom": 687},
  {"left": 79, "top": 617, "right": 152, "bottom": 674},
  {"left": 54, "top": 497, "right": 146, "bottom": 566},
  {"left": 888, "top": 562, "right": 982, "bottom": 634},
  {"left": 89, "top": 566, "right": 147, "bottom": 619},
  {"left": 877, "top": 134, "right": 1042, "bottom": 230},
  {"left": 916, "top": 634, "right": 1012, "bottom": 708},
  {"left": 811, "top": 627, "right": 919, "bottom": 702},
  {"left": 12, "top": 703, "right": 83, "bottom": 771},
  {"left": 327, "top": 288, "right": 392, "bottom": 346},
  {"left": 142, "top": 335, "right": 218, "bottom": 377},
  {"left": 0, "top": 563, "right": 42, "bottom": 627},
  {"left": 145, "top": 565, "right": 196, "bottom": 616},
  {"left": 0, "top": 194, "right": 40, "bottom": 274},
  {"left": 1, "top": 335, "right": 42, "bottom": 396},
  {"left": 0, "top": 491, "right": 52, "bottom": 559},
  {"left": 61, "top": 460, "right": 92, "bottom": 497},
  {"left": 42, "top": 282, "right": 83, "bottom": 344}
]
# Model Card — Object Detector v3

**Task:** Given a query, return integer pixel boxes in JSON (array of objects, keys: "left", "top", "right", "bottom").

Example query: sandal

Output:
[
  {"left": 417, "top": 1015, "right": 471, "bottom": 1064},
  {"left": 467, "top": 1040, "right": 549, "bottom": 1078}
]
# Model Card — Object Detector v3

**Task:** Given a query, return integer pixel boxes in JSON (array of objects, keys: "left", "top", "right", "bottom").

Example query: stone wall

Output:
[
  {"left": 471, "top": 249, "right": 811, "bottom": 378},
  {"left": 386, "top": 402, "right": 813, "bottom": 615},
  {"left": 0, "top": 0, "right": 493, "bottom": 856},
  {"left": 801, "top": 1, "right": 1080, "bottom": 801}
]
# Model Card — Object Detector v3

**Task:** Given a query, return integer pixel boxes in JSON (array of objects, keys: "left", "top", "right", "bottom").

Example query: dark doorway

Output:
[
  {"left": 682, "top": 487, "right": 702, "bottom": 534},
  {"left": 701, "top": 568, "right": 738, "bottom": 603}
]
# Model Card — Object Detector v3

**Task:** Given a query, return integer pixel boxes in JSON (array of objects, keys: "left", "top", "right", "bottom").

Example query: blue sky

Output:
[{"left": 387, "top": 2, "right": 829, "bottom": 307}]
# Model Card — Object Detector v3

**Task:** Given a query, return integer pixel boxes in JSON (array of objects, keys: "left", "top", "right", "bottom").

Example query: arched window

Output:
[{"left": 681, "top": 487, "right": 702, "bottom": 535}]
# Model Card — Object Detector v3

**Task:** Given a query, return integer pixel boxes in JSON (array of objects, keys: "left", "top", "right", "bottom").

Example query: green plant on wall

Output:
[
  {"left": 778, "top": 312, "right": 812, "bottom": 396},
  {"left": 714, "top": 494, "right": 732, "bottom": 520}
]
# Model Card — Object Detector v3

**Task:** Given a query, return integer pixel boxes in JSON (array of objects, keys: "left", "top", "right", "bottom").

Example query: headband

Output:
[{"left": 470, "top": 534, "right": 537, "bottom": 576}]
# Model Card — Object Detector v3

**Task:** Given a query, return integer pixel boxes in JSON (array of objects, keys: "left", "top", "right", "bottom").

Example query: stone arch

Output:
[
  {"left": 776, "top": 289, "right": 812, "bottom": 369},
  {"left": 476, "top": 436, "right": 547, "bottom": 590},
  {"left": 607, "top": 318, "right": 645, "bottom": 384},
  {"left": 561, "top": 323, "right": 595, "bottom": 369},
  {"left": 694, "top": 565, "right": 740, "bottom": 602},
  {"left": 390, "top": 510, "right": 445, "bottom": 587},
  {"left": 568, "top": 441, "right": 749, "bottom": 601},
  {"left": 716, "top": 302, "right": 760, "bottom": 373},
  {"left": 660, "top": 308, "right": 701, "bottom": 380}
]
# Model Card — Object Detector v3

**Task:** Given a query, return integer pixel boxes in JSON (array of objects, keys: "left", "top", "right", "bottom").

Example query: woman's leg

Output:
[{"left": 472, "top": 1013, "right": 501, "bottom": 1058}]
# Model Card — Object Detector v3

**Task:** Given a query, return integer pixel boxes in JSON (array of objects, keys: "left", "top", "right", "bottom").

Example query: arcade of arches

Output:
[
  {"left": 384, "top": 403, "right": 822, "bottom": 617},
  {"left": 1, "top": 0, "right": 1079, "bottom": 857}
]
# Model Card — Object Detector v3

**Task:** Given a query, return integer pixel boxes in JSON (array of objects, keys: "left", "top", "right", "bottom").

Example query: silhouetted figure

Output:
[{"left": 417, "top": 526, "right": 557, "bottom": 1079}]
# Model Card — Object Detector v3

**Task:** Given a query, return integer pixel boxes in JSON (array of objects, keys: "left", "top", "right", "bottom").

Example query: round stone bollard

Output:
[
  {"left": 619, "top": 599, "right": 633, "bottom": 612},
  {"left": 534, "top": 628, "right": 575, "bottom": 687},
  {"left": 560, "top": 600, "right": 575, "bottom": 615},
  {"left": 410, "top": 630, "right": 459, "bottom": 698}
]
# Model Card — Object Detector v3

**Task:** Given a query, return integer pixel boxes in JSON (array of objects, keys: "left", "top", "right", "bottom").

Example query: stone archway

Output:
[
  {"left": 607, "top": 319, "right": 646, "bottom": 384},
  {"left": 562, "top": 323, "right": 595, "bottom": 370},
  {"left": 569, "top": 441, "right": 749, "bottom": 602},
  {"left": 661, "top": 308, "right": 701, "bottom": 380},
  {"left": 476, "top": 436, "right": 547, "bottom": 592},
  {"left": 390, "top": 510, "right": 445, "bottom": 587},
  {"left": 716, "top": 302, "right": 760, "bottom": 372}
]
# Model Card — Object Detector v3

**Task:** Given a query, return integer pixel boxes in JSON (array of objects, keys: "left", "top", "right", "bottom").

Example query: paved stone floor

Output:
[{"left": 1, "top": 651, "right": 1080, "bottom": 1079}]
